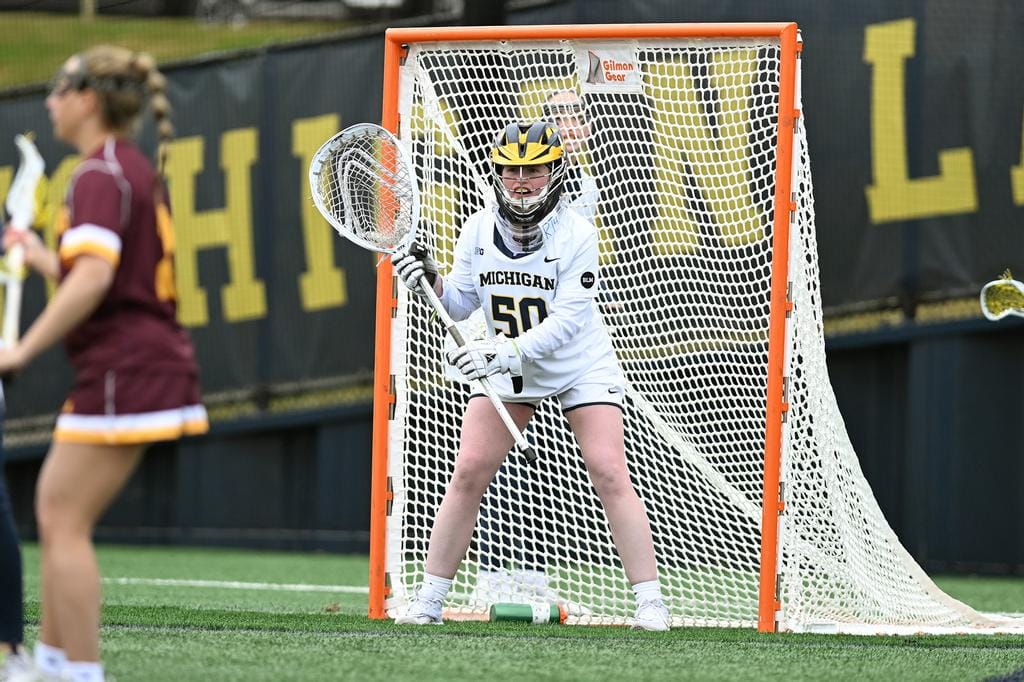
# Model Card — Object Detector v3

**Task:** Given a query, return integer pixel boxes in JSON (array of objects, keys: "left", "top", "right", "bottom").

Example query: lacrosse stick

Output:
[
  {"left": 309, "top": 123, "right": 536, "bottom": 462},
  {"left": 980, "top": 269, "right": 1024, "bottom": 322},
  {"left": 2, "top": 134, "right": 45, "bottom": 347}
]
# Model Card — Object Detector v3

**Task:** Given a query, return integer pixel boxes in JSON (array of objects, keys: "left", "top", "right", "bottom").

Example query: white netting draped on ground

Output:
[{"left": 381, "top": 32, "right": 1024, "bottom": 634}]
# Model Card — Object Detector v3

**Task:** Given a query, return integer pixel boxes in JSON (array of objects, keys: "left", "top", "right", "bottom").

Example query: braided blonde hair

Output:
[{"left": 77, "top": 45, "right": 174, "bottom": 172}]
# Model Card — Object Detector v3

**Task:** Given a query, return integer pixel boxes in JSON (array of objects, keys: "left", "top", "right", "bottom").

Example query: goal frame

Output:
[{"left": 368, "top": 22, "right": 802, "bottom": 634}]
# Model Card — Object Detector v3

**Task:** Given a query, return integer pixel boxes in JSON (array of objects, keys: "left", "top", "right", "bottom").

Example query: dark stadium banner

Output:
[
  {"left": 519, "top": 0, "right": 1024, "bottom": 322},
  {"left": 1, "top": 0, "right": 1023, "bottom": 435},
  {"left": 0, "top": 36, "right": 387, "bottom": 436}
]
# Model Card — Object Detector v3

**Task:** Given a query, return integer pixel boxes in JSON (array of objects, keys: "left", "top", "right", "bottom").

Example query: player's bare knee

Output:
[
  {"left": 34, "top": 498, "right": 86, "bottom": 544},
  {"left": 587, "top": 464, "right": 632, "bottom": 500},
  {"left": 448, "top": 459, "right": 495, "bottom": 498}
]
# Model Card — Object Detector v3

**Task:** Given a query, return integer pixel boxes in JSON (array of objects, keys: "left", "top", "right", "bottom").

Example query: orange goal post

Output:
[{"left": 366, "top": 22, "right": 1024, "bottom": 634}]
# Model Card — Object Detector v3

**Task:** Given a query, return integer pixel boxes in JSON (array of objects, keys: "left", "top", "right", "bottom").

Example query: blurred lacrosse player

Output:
[
  {"left": 0, "top": 383, "right": 30, "bottom": 677},
  {"left": 392, "top": 121, "right": 669, "bottom": 631},
  {"left": 0, "top": 47, "right": 208, "bottom": 682},
  {"left": 543, "top": 88, "right": 598, "bottom": 223}
]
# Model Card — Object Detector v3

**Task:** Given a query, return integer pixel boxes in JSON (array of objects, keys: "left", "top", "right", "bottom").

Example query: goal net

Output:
[{"left": 372, "top": 24, "right": 1024, "bottom": 634}]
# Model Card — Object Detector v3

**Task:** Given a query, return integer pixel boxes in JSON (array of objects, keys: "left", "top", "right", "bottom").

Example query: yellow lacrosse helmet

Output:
[
  {"left": 490, "top": 121, "right": 566, "bottom": 234},
  {"left": 491, "top": 121, "right": 565, "bottom": 167}
]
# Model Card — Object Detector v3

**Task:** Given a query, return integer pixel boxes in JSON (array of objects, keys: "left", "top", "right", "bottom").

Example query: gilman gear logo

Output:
[
  {"left": 586, "top": 51, "right": 634, "bottom": 84},
  {"left": 578, "top": 47, "right": 642, "bottom": 93}
]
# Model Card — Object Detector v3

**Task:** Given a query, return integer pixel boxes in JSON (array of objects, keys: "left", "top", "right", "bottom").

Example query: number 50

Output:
[{"left": 490, "top": 295, "right": 548, "bottom": 338}]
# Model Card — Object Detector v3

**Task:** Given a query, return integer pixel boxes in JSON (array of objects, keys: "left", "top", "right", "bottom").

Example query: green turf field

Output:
[
  {"left": 0, "top": 13, "right": 352, "bottom": 91},
  {"left": 14, "top": 544, "right": 1024, "bottom": 681}
]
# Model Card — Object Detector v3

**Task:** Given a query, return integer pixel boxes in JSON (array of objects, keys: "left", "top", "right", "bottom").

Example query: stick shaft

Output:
[
  {"left": 418, "top": 277, "right": 536, "bottom": 462},
  {"left": 2, "top": 245, "right": 24, "bottom": 346}
]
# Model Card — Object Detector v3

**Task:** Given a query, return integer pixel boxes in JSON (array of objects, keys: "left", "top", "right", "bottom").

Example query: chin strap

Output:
[{"left": 492, "top": 201, "right": 567, "bottom": 255}]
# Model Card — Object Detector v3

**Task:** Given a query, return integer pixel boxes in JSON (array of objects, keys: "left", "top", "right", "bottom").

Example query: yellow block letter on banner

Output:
[
  {"left": 1011, "top": 110, "right": 1024, "bottom": 206},
  {"left": 293, "top": 114, "right": 347, "bottom": 311},
  {"left": 166, "top": 129, "right": 267, "bottom": 327},
  {"left": 864, "top": 18, "right": 977, "bottom": 223}
]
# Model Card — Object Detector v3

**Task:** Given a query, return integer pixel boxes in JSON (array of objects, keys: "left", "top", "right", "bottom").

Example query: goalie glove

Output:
[
  {"left": 392, "top": 241, "right": 439, "bottom": 296},
  {"left": 448, "top": 336, "right": 523, "bottom": 382}
]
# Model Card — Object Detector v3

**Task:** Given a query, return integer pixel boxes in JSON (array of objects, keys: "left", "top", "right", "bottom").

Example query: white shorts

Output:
[{"left": 471, "top": 363, "right": 625, "bottom": 413}]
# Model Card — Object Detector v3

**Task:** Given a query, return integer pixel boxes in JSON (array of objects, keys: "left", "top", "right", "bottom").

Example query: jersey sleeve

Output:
[
  {"left": 59, "top": 168, "right": 125, "bottom": 268},
  {"left": 515, "top": 225, "right": 600, "bottom": 360},
  {"left": 439, "top": 219, "right": 482, "bottom": 322}
]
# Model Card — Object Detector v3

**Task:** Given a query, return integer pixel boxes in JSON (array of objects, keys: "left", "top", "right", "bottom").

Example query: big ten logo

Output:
[{"left": 0, "top": 115, "right": 356, "bottom": 329}]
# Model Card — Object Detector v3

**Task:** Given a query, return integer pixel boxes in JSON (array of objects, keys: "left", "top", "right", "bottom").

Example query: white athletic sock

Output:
[
  {"left": 421, "top": 572, "right": 453, "bottom": 602},
  {"left": 34, "top": 642, "right": 66, "bottom": 676},
  {"left": 65, "top": 660, "right": 105, "bottom": 682},
  {"left": 632, "top": 579, "right": 664, "bottom": 604}
]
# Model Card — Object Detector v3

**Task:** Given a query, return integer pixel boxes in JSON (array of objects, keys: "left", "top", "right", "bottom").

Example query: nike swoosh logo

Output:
[{"left": 544, "top": 256, "right": 559, "bottom": 263}]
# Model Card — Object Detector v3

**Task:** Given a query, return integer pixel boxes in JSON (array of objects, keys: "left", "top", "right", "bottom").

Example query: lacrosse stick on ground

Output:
[
  {"left": 2, "top": 134, "right": 45, "bottom": 347},
  {"left": 980, "top": 270, "right": 1024, "bottom": 322},
  {"left": 308, "top": 123, "right": 536, "bottom": 461}
]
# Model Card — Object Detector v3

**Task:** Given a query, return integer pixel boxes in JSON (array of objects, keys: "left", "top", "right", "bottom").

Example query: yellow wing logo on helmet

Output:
[{"left": 491, "top": 122, "right": 564, "bottom": 167}]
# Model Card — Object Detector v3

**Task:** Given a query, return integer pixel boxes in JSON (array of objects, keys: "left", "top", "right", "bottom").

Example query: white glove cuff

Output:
[{"left": 497, "top": 340, "right": 522, "bottom": 377}]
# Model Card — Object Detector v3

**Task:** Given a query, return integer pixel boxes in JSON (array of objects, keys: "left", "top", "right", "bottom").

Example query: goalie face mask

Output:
[{"left": 490, "top": 121, "right": 567, "bottom": 247}]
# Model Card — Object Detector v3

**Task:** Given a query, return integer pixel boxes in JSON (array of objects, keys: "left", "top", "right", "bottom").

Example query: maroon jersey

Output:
[{"left": 56, "top": 136, "right": 198, "bottom": 382}]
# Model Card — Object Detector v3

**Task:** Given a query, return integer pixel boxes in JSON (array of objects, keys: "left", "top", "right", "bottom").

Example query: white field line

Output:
[{"left": 103, "top": 577, "right": 369, "bottom": 594}]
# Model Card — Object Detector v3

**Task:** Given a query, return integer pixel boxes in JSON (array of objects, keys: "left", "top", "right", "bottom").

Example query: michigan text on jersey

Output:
[{"left": 479, "top": 271, "right": 556, "bottom": 290}]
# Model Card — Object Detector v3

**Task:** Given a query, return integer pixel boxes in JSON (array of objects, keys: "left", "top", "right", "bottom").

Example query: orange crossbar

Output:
[
  {"left": 369, "top": 22, "right": 801, "bottom": 629},
  {"left": 386, "top": 22, "right": 796, "bottom": 43}
]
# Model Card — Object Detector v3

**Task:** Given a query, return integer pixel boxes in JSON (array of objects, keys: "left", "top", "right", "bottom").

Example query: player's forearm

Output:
[
  {"left": 17, "top": 256, "right": 112, "bottom": 365},
  {"left": 27, "top": 248, "right": 60, "bottom": 280}
]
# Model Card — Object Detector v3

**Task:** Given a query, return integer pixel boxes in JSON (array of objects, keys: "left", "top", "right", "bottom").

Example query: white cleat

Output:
[
  {"left": 394, "top": 595, "right": 444, "bottom": 625},
  {"left": 1, "top": 652, "right": 50, "bottom": 682},
  {"left": 4, "top": 671, "right": 60, "bottom": 681},
  {"left": 631, "top": 598, "right": 671, "bottom": 632}
]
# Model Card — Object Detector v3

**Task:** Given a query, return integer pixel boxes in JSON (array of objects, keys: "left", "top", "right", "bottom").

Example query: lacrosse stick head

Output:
[
  {"left": 308, "top": 123, "right": 420, "bottom": 255},
  {"left": 5, "top": 133, "right": 45, "bottom": 231},
  {"left": 980, "top": 271, "right": 1024, "bottom": 321}
]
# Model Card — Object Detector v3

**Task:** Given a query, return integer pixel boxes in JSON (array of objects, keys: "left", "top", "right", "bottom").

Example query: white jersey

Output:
[
  {"left": 443, "top": 169, "right": 602, "bottom": 386},
  {"left": 439, "top": 203, "right": 619, "bottom": 400}
]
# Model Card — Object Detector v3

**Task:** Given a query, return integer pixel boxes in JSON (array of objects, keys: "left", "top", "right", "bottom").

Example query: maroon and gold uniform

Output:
[{"left": 53, "top": 136, "right": 208, "bottom": 444}]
